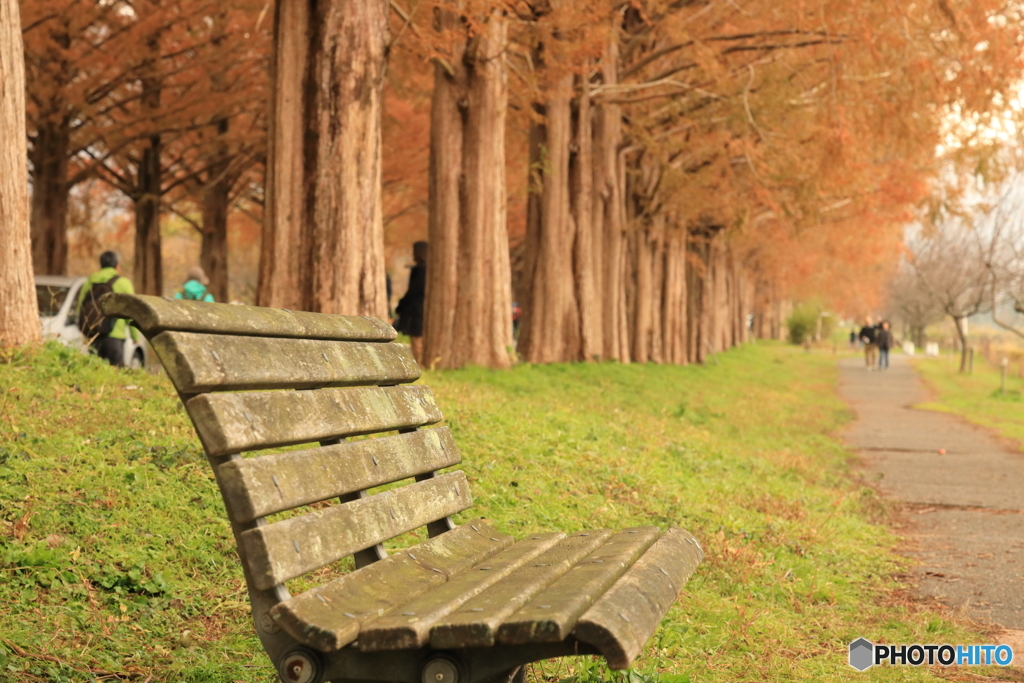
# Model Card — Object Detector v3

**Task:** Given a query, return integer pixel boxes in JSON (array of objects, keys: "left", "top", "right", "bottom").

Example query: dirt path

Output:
[{"left": 839, "top": 353, "right": 1024, "bottom": 630}]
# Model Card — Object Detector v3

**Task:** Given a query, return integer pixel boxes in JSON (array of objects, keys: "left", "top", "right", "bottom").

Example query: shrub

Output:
[
  {"left": 787, "top": 304, "right": 818, "bottom": 344},
  {"left": 787, "top": 302, "right": 835, "bottom": 344}
]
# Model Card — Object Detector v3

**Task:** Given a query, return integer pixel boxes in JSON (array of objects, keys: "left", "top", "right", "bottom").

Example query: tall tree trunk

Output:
[
  {"left": 201, "top": 120, "right": 230, "bottom": 303},
  {"left": 0, "top": 0, "right": 39, "bottom": 346},
  {"left": 200, "top": 14, "right": 231, "bottom": 304},
  {"left": 450, "top": 13, "right": 512, "bottom": 368},
  {"left": 734, "top": 256, "right": 751, "bottom": 345},
  {"left": 753, "top": 272, "right": 779, "bottom": 340},
  {"left": 662, "top": 223, "right": 687, "bottom": 364},
  {"left": 624, "top": 145, "right": 665, "bottom": 365},
  {"left": 593, "top": 39, "right": 628, "bottom": 363},
  {"left": 572, "top": 76, "right": 601, "bottom": 361},
  {"left": 519, "top": 107, "right": 545, "bottom": 356},
  {"left": 715, "top": 238, "right": 729, "bottom": 351},
  {"left": 201, "top": 184, "right": 229, "bottom": 302},
  {"left": 259, "top": 0, "right": 309, "bottom": 310},
  {"left": 519, "top": 73, "right": 580, "bottom": 363},
  {"left": 954, "top": 315, "right": 969, "bottom": 373},
  {"left": 29, "top": 118, "right": 70, "bottom": 275},
  {"left": 628, "top": 221, "right": 668, "bottom": 364},
  {"left": 649, "top": 220, "right": 665, "bottom": 364},
  {"left": 134, "top": 133, "right": 162, "bottom": 295},
  {"left": 724, "top": 251, "right": 735, "bottom": 347},
  {"left": 260, "top": 0, "right": 389, "bottom": 317},
  {"left": 628, "top": 228, "right": 651, "bottom": 363},
  {"left": 624, "top": 226, "right": 638, "bottom": 361},
  {"left": 421, "top": 23, "right": 464, "bottom": 368},
  {"left": 776, "top": 300, "right": 790, "bottom": 340},
  {"left": 305, "top": 0, "right": 388, "bottom": 317},
  {"left": 134, "top": 32, "right": 163, "bottom": 296},
  {"left": 685, "top": 240, "right": 701, "bottom": 364},
  {"left": 687, "top": 225, "right": 722, "bottom": 363}
]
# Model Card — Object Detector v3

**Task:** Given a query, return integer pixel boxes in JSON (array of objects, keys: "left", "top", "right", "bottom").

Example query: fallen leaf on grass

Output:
[{"left": 12, "top": 509, "right": 34, "bottom": 540}]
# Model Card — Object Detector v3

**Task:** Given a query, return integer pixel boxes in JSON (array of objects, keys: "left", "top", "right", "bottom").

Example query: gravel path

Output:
[{"left": 839, "top": 353, "right": 1024, "bottom": 629}]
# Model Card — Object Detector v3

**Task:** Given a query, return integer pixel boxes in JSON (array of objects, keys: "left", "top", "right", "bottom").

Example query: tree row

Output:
[{"left": 15, "top": 0, "right": 1023, "bottom": 366}]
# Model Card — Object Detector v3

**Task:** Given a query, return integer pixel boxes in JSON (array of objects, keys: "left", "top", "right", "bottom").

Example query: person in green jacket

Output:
[
  {"left": 174, "top": 266, "right": 215, "bottom": 302},
  {"left": 76, "top": 250, "right": 137, "bottom": 367}
]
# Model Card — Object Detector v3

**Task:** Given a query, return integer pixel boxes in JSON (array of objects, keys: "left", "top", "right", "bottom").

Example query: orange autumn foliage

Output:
[
  {"left": 385, "top": 0, "right": 1021, "bottom": 318},
  {"left": 616, "top": 0, "right": 1022, "bottom": 315}
]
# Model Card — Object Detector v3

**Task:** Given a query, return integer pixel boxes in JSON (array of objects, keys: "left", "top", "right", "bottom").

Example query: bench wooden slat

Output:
[
  {"left": 219, "top": 428, "right": 461, "bottom": 523},
  {"left": 428, "top": 530, "right": 612, "bottom": 649},
  {"left": 358, "top": 532, "right": 566, "bottom": 651},
  {"left": 101, "top": 293, "right": 396, "bottom": 341},
  {"left": 572, "top": 528, "right": 704, "bottom": 670},
  {"left": 239, "top": 471, "right": 473, "bottom": 589},
  {"left": 270, "top": 522, "right": 513, "bottom": 652},
  {"left": 152, "top": 331, "right": 420, "bottom": 393},
  {"left": 495, "top": 527, "right": 660, "bottom": 645},
  {"left": 186, "top": 384, "right": 443, "bottom": 457}
]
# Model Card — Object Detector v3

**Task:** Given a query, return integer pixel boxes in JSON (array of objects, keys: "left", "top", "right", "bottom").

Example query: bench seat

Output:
[
  {"left": 275, "top": 523, "right": 701, "bottom": 669},
  {"left": 103, "top": 294, "right": 703, "bottom": 683}
]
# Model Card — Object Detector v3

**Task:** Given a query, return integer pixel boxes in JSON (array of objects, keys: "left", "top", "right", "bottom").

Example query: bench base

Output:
[{"left": 287, "top": 640, "right": 600, "bottom": 683}]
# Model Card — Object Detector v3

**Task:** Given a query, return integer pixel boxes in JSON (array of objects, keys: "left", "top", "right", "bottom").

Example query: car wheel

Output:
[{"left": 129, "top": 350, "right": 145, "bottom": 370}]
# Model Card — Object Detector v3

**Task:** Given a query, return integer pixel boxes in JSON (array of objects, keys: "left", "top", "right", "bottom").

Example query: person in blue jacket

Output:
[{"left": 175, "top": 266, "right": 215, "bottom": 302}]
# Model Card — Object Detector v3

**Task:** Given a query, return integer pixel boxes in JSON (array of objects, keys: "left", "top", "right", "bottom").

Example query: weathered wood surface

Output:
[
  {"left": 186, "top": 384, "right": 443, "bottom": 456},
  {"left": 152, "top": 331, "right": 420, "bottom": 393},
  {"left": 496, "top": 527, "right": 659, "bottom": 645},
  {"left": 101, "top": 293, "right": 396, "bottom": 340},
  {"left": 358, "top": 532, "right": 565, "bottom": 651},
  {"left": 271, "top": 522, "right": 512, "bottom": 651},
  {"left": 429, "top": 530, "right": 612, "bottom": 649},
  {"left": 240, "top": 471, "right": 472, "bottom": 589},
  {"left": 573, "top": 527, "right": 704, "bottom": 669},
  {"left": 219, "top": 428, "right": 460, "bottom": 522}
]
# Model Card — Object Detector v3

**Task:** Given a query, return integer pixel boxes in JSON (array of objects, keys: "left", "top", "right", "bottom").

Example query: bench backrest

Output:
[{"left": 102, "top": 294, "right": 470, "bottom": 594}]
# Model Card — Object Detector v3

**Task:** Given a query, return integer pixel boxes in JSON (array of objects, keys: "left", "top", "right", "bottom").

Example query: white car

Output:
[{"left": 36, "top": 275, "right": 148, "bottom": 369}]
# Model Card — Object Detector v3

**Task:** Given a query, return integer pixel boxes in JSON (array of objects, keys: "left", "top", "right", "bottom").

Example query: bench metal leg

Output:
[{"left": 307, "top": 641, "right": 598, "bottom": 683}]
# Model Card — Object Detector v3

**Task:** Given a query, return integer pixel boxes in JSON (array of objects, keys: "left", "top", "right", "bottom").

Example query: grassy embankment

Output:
[
  {"left": 915, "top": 353, "right": 1024, "bottom": 446},
  {"left": 0, "top": 342, "right": 988, "bottom": 682}
]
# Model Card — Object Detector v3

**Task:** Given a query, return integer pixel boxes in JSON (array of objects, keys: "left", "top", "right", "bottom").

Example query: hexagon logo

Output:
[{"left": 849, "top": 638, "right": 874, "bottom": 671}]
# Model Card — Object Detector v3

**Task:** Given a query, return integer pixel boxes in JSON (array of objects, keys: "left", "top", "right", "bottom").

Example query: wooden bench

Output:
[{"left": 102, "top": 294, "right": 704, "bottom": 683}]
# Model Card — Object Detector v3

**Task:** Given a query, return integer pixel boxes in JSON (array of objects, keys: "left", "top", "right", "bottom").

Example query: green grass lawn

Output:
[
  {"left": 0, "top": 342, "right": 988, "bottom": 682},
  {"left": 915, "top": 354, "right": 1024, "bottom": 448}
]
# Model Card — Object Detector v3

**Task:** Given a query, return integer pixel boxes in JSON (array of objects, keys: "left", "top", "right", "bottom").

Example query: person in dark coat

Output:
[
  {"left": 395, "top": 241, "right": 427, "bottom": 362},
  {"left": 859, "top": 316, "right": 878, "bottom": 370},
  {"left": 876, "top": 320, "right": 894, "bottom": 370}
]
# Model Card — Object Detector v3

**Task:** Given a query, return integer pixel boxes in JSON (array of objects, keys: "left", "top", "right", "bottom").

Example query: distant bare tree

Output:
[
  {"left": 982, "top": 179, "right": 1024, "bottom": 339},
  {"left": 887, "top": 266, "right": 944, "bottom": 348},
  {"left": 909, "top": 219, "right": 992, "bottom": 372}
]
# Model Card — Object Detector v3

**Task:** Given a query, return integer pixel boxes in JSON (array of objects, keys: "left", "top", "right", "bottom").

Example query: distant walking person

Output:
[
  {"left": 76, "top": 250, "right": 136, "bottom": 367},
  {"left": 859, "top": 316, "right": 878, "bottom": 370},
  {"left": 876, "top": 321, "right": 894, "bottom": 370},
  {"left": 395, "top": 241, "right": 427, "bottom": 363},
  {"left": 175, "top": 266, "right": 215, "bottom": 302}
]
